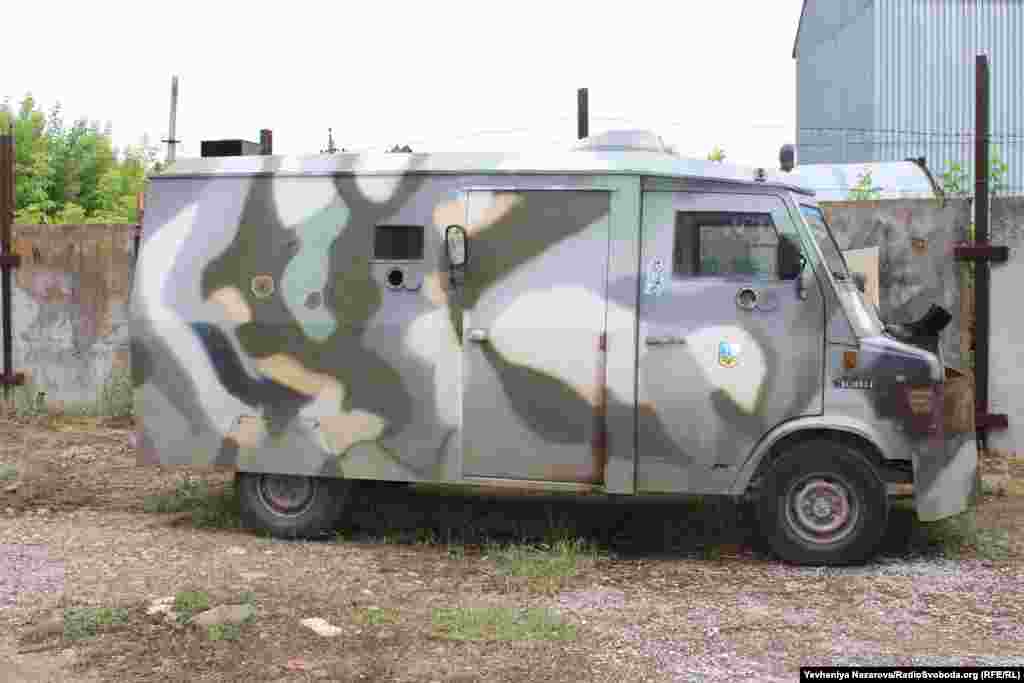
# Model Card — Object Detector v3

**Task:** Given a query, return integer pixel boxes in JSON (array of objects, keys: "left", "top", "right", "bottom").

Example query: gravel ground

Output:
[{"left": 0, "top": 417, "right": 1022, "bottom": 682}]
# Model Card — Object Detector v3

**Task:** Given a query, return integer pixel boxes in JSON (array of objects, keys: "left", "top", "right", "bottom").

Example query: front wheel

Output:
[
  {"left": 756, "top": 439, "right": 888, "bottom": 565},
  {"left": 237, "top": 473, "right": 351, "bottom": 539}
]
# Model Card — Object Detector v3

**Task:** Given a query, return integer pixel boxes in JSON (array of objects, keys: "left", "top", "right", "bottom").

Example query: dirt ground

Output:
[{"left": 1, "top": 415, "right": 1022, "bottom": 682}]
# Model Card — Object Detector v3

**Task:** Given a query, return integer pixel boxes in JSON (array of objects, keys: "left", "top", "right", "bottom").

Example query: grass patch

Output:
[
  {"left": 96, "top": 365, "right": 133, "bottom": 418},
  {"left": 356, "top": 606, "right": 397, "bottom": 626},
  {"left": 0, "top": 463, "right": 17, "bottom": 481},
  {"left": 913, "top": 508, "right": 1014, "bottom": 560},
  {"left": 173, "top": 590, "right": 211, "bottom": 624},
  {"left": 143, "top": 475, "right": 240, "bottom": 528},
  {"left": 206, "top": 623, "right": 243, "bottom": 641},
  {"left": 63, "top": 607, "right": 129, "bottom": 641},
  {"left": 6, "top": 377, "right": 48, "bottom": 419},
  {"left": 486, "top": 537, "right": 599, "bottom": 594},
  {"left": 432, "top": 606, "right": 575, "bottom": 642}
]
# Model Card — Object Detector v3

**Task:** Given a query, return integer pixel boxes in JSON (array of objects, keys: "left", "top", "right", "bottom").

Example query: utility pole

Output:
[{"left": 163, "top": 76, "right": 180, "bottom": 163}]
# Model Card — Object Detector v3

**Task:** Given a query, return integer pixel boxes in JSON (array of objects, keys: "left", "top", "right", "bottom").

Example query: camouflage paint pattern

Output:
[{"left": 131, "top": 149, "right": 973, "bottom": 521}]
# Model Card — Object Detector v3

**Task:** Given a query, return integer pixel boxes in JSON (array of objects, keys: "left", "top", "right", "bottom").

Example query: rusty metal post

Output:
[
  {"left": 974, "top": 55, "right": 992, "bottom": 448},
  {"left": 0, "top": 128, "right": 25, "bottom": 400}
]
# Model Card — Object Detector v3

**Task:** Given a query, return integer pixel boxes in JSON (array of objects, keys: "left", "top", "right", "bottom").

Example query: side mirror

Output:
[
  {"left": 778, "top": 235, "right": 804, "bottom": 280},
  {"left": 446, "top": 225, "right": 468, "bottom": 268}
]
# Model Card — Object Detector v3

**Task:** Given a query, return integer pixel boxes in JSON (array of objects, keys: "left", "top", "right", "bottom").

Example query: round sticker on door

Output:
[
  {"left": 251, "top": 275, "right": 275, "bottom": 299},
  {"left": 718, "top": 340, "right": 741, "bottom": 368}
]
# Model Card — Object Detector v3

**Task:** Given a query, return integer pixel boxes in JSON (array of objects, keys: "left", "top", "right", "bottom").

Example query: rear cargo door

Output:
[
  {"left": 461, "top": 189, "right": 612, "bottom": 483},
  {"left": 636, "top": 191, "right": 825, "bottom": 493}
]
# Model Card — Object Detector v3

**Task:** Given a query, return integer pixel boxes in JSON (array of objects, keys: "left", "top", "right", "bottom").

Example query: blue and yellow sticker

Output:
[{"left": 718, "top": 341, "right": 740, "bottom": 368}]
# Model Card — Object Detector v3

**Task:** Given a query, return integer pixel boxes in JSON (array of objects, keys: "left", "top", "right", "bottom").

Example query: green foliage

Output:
[
  {"left": 847, "top": 168, "right": 881, "bottom": 200},
  {"left": 142, "top": 475, "right": 241, "bottom": 528},
  {"left": 432, "top": 606, "right": 576, "bottom": 642},
  {"left": 941, "top": 146, "right": 1011, "bottom": 198},
  {"left": 97, "top": 365, "right": 133, "bottom": 417},
  {"left": 0, "top": 463, "right": 17, "bottom": 481},
  {"left": 486, "top": 537, "right": 598, "bottom": 594},
  {"left": 207, "top": 623, "right": 243, "bottom": 641},
  {"left": 707, "top": 146, "right": 726, "bottom": 162},
  {"left": 63, "top": 607, "right": 129, "bottom": 641},
  {"left": 173, "top": 590, "right": 211, "bottom": 624},
  {"left": 2, "top": 92, "right": 163, "bottom": 225}
]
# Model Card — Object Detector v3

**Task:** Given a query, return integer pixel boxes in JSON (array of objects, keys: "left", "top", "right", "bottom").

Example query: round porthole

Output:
[{"left": 386, "top": 268, "right": 405, "bottom": 289}]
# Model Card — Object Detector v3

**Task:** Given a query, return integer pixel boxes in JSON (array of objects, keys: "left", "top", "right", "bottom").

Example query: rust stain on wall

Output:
[{"left": 14, "top": 224, "right": 134, "bottom": 346}]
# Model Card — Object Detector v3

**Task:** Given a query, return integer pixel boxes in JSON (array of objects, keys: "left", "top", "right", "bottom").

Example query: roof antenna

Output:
[{"left": 322, "top": 128, "right": 338, "bottom": 154}]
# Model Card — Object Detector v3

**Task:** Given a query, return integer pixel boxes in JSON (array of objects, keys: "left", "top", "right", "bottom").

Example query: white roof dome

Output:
[{"left": 572, "top": 129, "right": 677, "bottom": 154}]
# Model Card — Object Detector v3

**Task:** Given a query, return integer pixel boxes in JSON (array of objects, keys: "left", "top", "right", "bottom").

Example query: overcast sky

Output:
[{"left": 5, "top": 1, "right": 803, "bottom": 168}]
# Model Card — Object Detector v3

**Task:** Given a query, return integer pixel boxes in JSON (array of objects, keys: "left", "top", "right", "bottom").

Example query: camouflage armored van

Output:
[{"left": 130, "top": 129, "right": 977, "bottom": 565}]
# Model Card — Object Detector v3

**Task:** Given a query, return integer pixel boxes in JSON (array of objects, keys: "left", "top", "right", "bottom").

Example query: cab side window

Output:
[{"left": 673, "top": 211, "right": 779, "bottom": 279}]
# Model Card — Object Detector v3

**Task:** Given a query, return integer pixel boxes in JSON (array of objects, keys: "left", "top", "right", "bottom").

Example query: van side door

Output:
[{"left": 636, "top": 191, "right": 824, "bottom": 493}]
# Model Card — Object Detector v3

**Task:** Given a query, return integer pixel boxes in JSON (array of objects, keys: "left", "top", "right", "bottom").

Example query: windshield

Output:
[
  {"left": 799, "top": 203, "right": 883, "bottom": 336},
  {"left": 799, "top": 205, "right": 851, "bottom": 282}
]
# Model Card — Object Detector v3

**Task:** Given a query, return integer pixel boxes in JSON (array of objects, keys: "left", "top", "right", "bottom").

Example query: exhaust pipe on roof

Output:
[
  {"left": 260, "top": 129, "right": 273, "bottom": 155},
  {"left": 779, "top": 144, "right": 795, "bottom": 172}
]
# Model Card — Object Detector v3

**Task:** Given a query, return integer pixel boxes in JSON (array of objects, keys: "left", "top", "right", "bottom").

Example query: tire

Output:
[
  {"left": 756, "top": 439, "right": 888, "bottom": 566},
  {"left": 236, "top": 472, "right": 351, "bottom": 539}
]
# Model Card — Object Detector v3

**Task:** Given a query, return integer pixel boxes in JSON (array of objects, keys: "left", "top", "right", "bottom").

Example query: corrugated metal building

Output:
[{"left": 793, "top": 0, "right": 1023, "bottom": 195}]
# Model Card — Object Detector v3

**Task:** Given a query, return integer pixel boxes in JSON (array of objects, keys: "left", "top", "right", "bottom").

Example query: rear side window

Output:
[
  {"left": 673, "top": 211, "right": 778, "bottom": 278},
  {"left": 374, "top": 225, "right": 424, "bottom": 260}
]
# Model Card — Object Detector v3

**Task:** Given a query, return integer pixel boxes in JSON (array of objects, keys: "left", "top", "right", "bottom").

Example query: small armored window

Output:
[
  {"left": 674, "top": 211, "right": 779, "bottom": 279},
  {"left": 374, "top": 225, "right": 424, "bottom": 261}
]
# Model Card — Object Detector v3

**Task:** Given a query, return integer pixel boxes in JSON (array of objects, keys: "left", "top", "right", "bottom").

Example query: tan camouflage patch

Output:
[
  {"left": 431, "top": 197, "right": 467, "bottom": 230},
  {"left": 209, "top": 286, "right": 253, "bottom": 323},
  {"left": 467, "top": 192, "right": 525, "bottom": 238},
  {"left": 257, "top": 355, "right": 334, "bottom": 396},
  {"left": 228, "top": 416, "right": 269, "bottom": 448},
  {"left": 318, "top": 411, "right": 388, "bottom": 454}
]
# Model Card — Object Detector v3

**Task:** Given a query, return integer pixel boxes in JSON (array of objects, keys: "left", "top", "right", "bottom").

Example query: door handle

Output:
[
  {"left": 467, "top": 328, "right": 489, "bottom": 343},
  {"left": 736, "top": 288, "right": 758, "bottom": 311},
  {"left": 645, "top": 335, "right": 687, "bottom": 346}
]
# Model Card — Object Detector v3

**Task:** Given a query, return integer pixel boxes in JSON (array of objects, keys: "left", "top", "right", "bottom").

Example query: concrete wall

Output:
[
  {"left": 0, "top": 224, "right": 134, "bottom": 412},
  {"left": 821, "top": 198, "right": 973, "bottom": 369},
  {"left": 988, "top": 197, "right": 1024, "bottom": 454}
]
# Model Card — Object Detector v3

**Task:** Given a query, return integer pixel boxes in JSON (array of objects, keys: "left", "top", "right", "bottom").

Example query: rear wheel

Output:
[
  {"left": 756, "top": 439, "right": 888, "bottom": 565},
  {"left": 237, "top": 472, "right": 351, "bottom": 539}
]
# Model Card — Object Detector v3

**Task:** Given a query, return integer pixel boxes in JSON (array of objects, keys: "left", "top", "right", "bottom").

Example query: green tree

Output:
[
  {"left": 847, "top": 168, "right": 880, "bottom": 201},
  {"left": 707, "top": 146, "right": 726, "bottom": 162},
  {"left": 2, "top": 92, "right": 164, "bottom": 224}
]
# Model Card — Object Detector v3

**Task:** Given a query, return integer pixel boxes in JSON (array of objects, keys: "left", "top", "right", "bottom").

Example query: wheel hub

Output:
[
  {"left": 787, "top": 477, "right": 857, "bottom": 545},
  {"left": 257, "top": 474, "right": 316, "bottom": 517}
]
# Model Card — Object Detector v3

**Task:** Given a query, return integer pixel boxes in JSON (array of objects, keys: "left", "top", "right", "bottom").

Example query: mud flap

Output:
[{"left": 914, "top": 432, "right": 978, "bottom": 522}]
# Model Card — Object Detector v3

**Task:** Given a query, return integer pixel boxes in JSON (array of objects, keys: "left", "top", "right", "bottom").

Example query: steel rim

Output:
[
  {"left": 784, "top": 474, "right": 859, "bottom": 546},
  {"left": 256, "top": 474, "right": 317, "bottom": 518}
]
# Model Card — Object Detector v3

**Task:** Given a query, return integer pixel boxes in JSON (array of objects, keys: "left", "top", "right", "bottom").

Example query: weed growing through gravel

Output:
[
  {"left": 0, "top": 463, "right": 17, "bottom": 481},
  {"left": 432, "top": 606, "right": 576, "bottom": 642},
  {"left": 207, "top": 623, "right": 243, "bottom": 641},
  {"left": 143, "top": 475, "right": 240, "bottom": 528},
  {"left": 173, "top": 590, "right": 211, "bottom": 624},
  {"left": 357, "top": 606, "right": 397, "bottom": 626},
  {"left": 63, "top": 607, "right": 129, "bottom": 641},
  {"left": 915, "top": 508, "right": 1014, "bottom": 560},
  {"left": 487, "top": 537, "right": 599, "bottom": 594}
]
